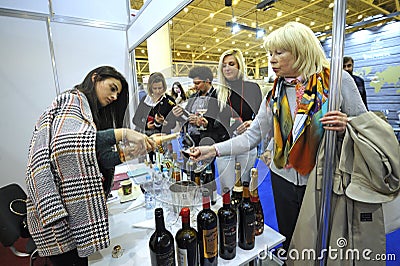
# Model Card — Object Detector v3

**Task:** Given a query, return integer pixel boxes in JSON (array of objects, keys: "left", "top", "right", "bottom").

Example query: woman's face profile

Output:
[
  {"left": 269, "top": 49, "right": 298, "bottom": 78},
  {"left": 95, "top": 77, "right": 122, "bottom": 107}
]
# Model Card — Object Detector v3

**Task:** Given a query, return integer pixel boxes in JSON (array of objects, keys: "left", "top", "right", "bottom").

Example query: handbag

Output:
[{"left": 9, "top": 198, "right": 30, "bottom": 238}]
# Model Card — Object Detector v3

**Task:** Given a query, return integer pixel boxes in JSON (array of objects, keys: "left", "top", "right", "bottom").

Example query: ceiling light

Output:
[
  {"left": 141, "top": 49, "right": 145, "bottom": 53},
  {"left": 210, "top": 13, "right": 214, "bottom": 18},
  {"left": 310, "top": 21, "right": 315, "bottom": 26},
  {"left": 226, "top": 21, "right": 266, "bottom": 38},
  {"left": 218, "top": 48, "right": 221, "bottom": 52},
  {"left": 216, "top": 38, "right": 220, "bottom": 43},
  {"left": 328, "top": 3, "right": 334, "bottom": 8},
  {"left": 203, "top": 46, "right": 206, "bottom": 50},
  {"left": 232, "top": 41, "right": 236, "bottom": 44},
  {"left": 231, "top": 23, "right": 241, "bottom": 34},
  {"left": 246, "top": 43, "right": 249, "bottom": 47},
  {"left": 277, "top": 11, "right": 282, "bottom": 17},
  {"left": 184, "top": 7, "right": 189, "bottom": 13},
  {"left": 251, "top": 22, "right": 257, "bottom": 28},
  {"left": 233, "top": 0, "right": 239, "bottom": 5},
  {"left": 232, "top": 16, "right": 237, "bottom": 22},
  {"left": 192, "top": 54, "right": 195, "bottom": 58},
  {"left": 245, "top": 51, "right": 248, "bottom": 55},
  {"left": 207, "top": 55, "right": 210, "bottom": 58},
  {"left": 186, "top": 44, "right": 190, "bottom": 48},
  {"left": 358, "top": 14, "right": 363, "bottom": 20},
  {"left": 256, "top": 28, "right": 266, "bottom": 38},
  {"left": 262, "top": 59, "right": 266, "bottom": 63},
  {"left": 255, "top": 52, "right": 259, "bottom": 56},
  {"left": 269, "top": 26, "right": 274, "bottom": 31},
  {"left": 325, "top": 25, "right": 330, "bottom": 30},
  {"left": 346, "top": 9, "right": 349, "bottom": 13},
  {"left": 169, "top": 20, "right": 173, "bottom": 25},
  {"left": 296, "top": 17, "right": 300, "bottom": 22},
  {"left": 213, "top": 27, "right": 217, "bottom": 32},
  {"left": 177, "top": 52, "right": 180, "bottom": 56},
  {"left": 248, "top": 33, "right": 252, "bottom": 37}
]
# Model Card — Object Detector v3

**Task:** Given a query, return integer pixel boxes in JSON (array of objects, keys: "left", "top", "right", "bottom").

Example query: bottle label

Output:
[
  {"left": 202, "top": 227, "right": 218, "bottom": 258},
  {"left": 222, "top": 224, "right": 237, "bottom": 248},
  {"left": 233, "top": 186, "right": 243, "bottom": 193},
  {"left": 155, "top": 249, "right": 175, "bottom": 266},
  {"left": 177, "top": 248, "right": 187, "bottom": 266}
]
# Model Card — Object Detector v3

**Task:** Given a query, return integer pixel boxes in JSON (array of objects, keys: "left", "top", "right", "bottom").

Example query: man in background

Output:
[{"left": 343, "top": 56, "right": 368, "bottom": 109}]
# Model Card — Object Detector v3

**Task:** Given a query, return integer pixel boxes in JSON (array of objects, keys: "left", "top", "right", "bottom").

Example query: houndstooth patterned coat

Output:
[{"left": 25, "top": 89, "right": 109, "bottom": 257}]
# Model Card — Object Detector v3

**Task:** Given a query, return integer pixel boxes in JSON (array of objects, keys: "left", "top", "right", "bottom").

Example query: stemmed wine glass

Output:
[
  {"left": 196, "top": 96, "right": 208, "bottom": 131},
  {"left": 179, "top": 133, "right": 211, "bottom": 173}
]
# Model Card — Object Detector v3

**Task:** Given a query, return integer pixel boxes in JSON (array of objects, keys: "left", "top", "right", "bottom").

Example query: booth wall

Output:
[
  {"left": 0, "top": 2, "right": 130, "bottom": 189},
  {"left": 322, "top": 21, "right": 400, "bottom": 126}
]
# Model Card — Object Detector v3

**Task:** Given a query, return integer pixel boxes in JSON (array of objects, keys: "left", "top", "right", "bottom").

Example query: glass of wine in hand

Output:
[
  {"left": 179, "top": 133, "right": 211, "bottom": 173},
  {"left": 196, "top": 96, "right": 208, "bottom": 131}
]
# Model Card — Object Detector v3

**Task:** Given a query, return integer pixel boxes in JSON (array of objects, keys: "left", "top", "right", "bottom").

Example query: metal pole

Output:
[{"left": 317, "top": 0, "right": 347, "bottom": 265}]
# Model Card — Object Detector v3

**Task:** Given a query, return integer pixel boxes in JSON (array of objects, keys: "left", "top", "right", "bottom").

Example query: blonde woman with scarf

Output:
[{"left": 189, "top": 22, "right": 366, "bottom": 253}]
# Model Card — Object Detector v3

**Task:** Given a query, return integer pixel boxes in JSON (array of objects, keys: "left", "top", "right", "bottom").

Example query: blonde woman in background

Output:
[{"left": 214, "top": 49, "right": 262, "bottom": 189}]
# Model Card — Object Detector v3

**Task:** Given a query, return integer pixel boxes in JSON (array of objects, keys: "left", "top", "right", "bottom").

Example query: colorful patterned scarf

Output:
[{"left": 269, "top": 67, "right": 330, "bottom": 175}]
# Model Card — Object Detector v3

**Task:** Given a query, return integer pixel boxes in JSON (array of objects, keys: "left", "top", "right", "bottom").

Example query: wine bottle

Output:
[
  {"left": 149, "top": 208, "right": 176, "bottom": 266},
  {"left": 238, "top": 182, "right": 256, "bottom": 250},
  {"left": 249, "top": 168, "right": 264, "bottom": 236},
  {"left": 217, "top": 187, "right": 237, "bottom": 260},
  {"left": 230, "top": 162, "right": 243, "bottom": 211},
  {"left": 168, "top": 99, "right": 191, "bottom": 121},
  {"left": 172, "top": 152, "right": 181, "bottom": 182},
  {"left": 175, "top": 207, "right": 198, "bottom": 266},
  {"left": 203, "top": 165, "right": 217, "bottom": 205},
  {"left": 197, "top": 189, "right": 218, "bottom": 266}
]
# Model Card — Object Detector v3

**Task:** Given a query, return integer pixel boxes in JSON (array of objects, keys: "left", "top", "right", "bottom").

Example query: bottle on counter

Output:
[
  {"left": 171, "top": 152, "right": 181, "bottom": 182},
  {"left": 197, "top": 189, "right": 218, "bottom": 266},
  {"left": 186, "top": 160, "right": 196, "bottom": 183},
  {"left": 149, "top": 208, "right": 176, "bottom": 266},
  {"left": 203, "top": 165, "right": 217, "bottom": 205},
  {"left": 249, "top": 168, "right": 264, "bottom": 236},
  {"left": 153, "top": 166, "right": 163, "bottom": 198},
  {"left": 238, "top": 182, "right": 256, "bottom": 250},
  {"left": 217, "top": 187, "right": 237, "bottom": 260},
  {"left": 175, "top": 207, "right": 198, "bottom": 266},
  {"left": 142, "top": 174, "right": 154, "bottom": 210},
  {"left": 230, "top": 162, "right": 243, "bottom": 211}
]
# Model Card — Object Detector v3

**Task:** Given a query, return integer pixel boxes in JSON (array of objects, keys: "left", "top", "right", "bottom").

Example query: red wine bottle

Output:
[
  {"left": 149, "top": 208, "right": 176, "bottom": 266},
  {"left": 230, "top": 162, "right": 243, "bottom": 211},
  {"left": 197, "top": 189, "right": 218, "bottom": 266},
  {"left": 250, "top": 168, "right": 264, "bottom": 236},
  {"left": 217, "top": 187, "right": 237, "bottom": 260},
  {"left": 175, "top": 207, "right": 198, "bottom": 266},
  {"left": 238, "top": 182, "right": 256, "bottom": 250},
  {"left": 168, "top": 99, "right": 191, "bottom": 121}
]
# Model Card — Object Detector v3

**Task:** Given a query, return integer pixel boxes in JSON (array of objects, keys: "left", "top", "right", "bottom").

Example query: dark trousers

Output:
[
  {"left": 48, "top": 249, "right": 88, "bottom": 266},
  {"left": 270, "top": 170, "right": 306, "bottom": 252}
]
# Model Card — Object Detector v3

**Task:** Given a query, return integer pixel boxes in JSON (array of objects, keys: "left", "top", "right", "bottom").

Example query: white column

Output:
[{"left": 147, "top": 23, "right": 173, "bottom": 78}]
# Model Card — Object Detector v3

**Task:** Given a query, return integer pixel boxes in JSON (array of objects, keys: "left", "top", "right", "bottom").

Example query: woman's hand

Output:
[
  {"left": 236, "top": 120, "right": 252, "bottom": 135},
  {"left": 319, "top": 110, "right": 348, "bottom": 133},
  {"left": 172, "top": 105, "right": 183, "bottom": 117},
  {"left": 125, "top": 129, "right": 156, "bottom": 153},
  {"left": 155, "top": 113, "right": 165, "bottom": 124},
  {"left": 189, "top": 146, "right": 216, "bottom": 161}
]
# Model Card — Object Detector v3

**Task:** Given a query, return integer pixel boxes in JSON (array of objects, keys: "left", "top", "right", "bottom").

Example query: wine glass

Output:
[
  {"left": 196, "top": 96, "right": 208, "bottom": 131},
  {"left": 178, "top": 133, "right": 212, "bottom": 174}
]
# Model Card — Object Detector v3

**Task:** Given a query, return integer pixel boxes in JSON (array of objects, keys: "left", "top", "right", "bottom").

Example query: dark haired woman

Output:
[{"left": 26, "top": 66, "right": 155, "bottom": 265}]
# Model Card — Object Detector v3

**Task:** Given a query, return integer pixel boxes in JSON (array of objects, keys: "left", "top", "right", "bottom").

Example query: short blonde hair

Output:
[
  {"left": 216, "top": 49, "right": 247, "bottom": 111},
  {"left": 264, "top": 22, "right": 329, "bottom": 79}
]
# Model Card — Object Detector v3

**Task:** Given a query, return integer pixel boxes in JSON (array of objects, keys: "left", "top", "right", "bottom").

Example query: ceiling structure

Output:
[{"left": 131, "top": 0, "right": 399, "bottom": 77}]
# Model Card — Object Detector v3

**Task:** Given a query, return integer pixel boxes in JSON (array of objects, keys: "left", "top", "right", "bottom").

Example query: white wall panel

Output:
[
  {"left": 51, "top": 0, "right": 129, "bottom": 25},
  {"left": 0, "top": 16, "right": 55, "bottom": 188},
  {"left": 51, "top": 22, "right": 129, "bottom": 92},
  {"left": 127, "top": 0, "right": 193, "bottom": 50},
  {"left": 0, "top": 0, "right": 48, "bottom": 14}
]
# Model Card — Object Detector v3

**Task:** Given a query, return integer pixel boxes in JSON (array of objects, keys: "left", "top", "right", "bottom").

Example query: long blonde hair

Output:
[
  {"left": 216, "top": 49, "right": 247, "bottom": 111},
  {"left": 264, "top": 22, "right": 329, "bottom": 79}
]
